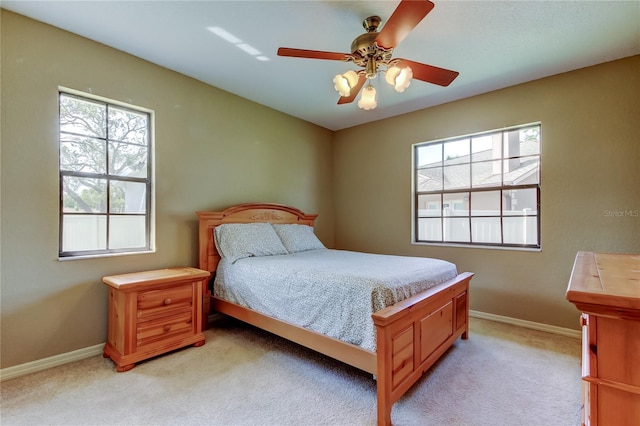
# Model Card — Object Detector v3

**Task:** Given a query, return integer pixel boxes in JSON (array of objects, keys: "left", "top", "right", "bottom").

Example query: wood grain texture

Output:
[
  {"left": 102, "top": 267, "right": 210, "bottom": 372},
  {"left": 566, "top": 252, "right": 640, "bottom": 426}
]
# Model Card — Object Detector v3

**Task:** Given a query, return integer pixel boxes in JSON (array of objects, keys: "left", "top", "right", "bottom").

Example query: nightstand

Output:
[{"left": 102, "top": 267, "right": 211, "bottom": 372}]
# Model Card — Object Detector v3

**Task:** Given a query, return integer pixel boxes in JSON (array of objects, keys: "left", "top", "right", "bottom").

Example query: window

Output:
[
  {"left": 58, "top": 90, "right": 153, "bottom": 258},
  {"left": 413, "top": 123, "right": 540, "bottom": 249}
]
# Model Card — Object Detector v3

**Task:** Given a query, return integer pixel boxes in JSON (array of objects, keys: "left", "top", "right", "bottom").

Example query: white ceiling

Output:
[{"left": 3, "top": 1, "right": 639, "bottom": 131}]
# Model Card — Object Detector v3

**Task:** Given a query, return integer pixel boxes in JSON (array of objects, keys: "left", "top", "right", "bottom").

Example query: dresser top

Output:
[
  {"left": 102, "top": 267, "right": 211, "bottom": 289},
  {"left": 566, "top": 251, "right": 640, "bottom": 317}
]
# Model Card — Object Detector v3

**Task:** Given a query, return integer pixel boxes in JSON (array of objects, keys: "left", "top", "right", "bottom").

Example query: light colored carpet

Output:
[{"left": 1, "top": 317, "right": 581, "bottom": 425}]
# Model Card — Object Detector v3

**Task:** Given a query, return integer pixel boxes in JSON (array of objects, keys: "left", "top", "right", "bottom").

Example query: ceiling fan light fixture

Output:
[
  {"left": 386, "top": 65, "right": 413, "bottom": 93},
  {"left": 277, "top": 1, "right": 459, "bottom": 111},
  {"left": 333, "top": 70, "right": 359, "bottom": 97},
  {"left": 357, "top": 84, "right": 377, "bottom": 110}
]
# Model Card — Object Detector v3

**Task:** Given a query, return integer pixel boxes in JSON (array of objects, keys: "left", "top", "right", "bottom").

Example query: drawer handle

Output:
[
  {"left": 163, "top": 298, "right": 172, "bottom": 305},
  {"left": 163, "top": 325, "right": 171, "bottom": 332}
]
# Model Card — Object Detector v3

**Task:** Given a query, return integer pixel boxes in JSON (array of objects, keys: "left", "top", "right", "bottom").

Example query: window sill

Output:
[
  {"left": 58, "top": 250, "right": 156, "bottom": 261},
  {"left": 411, "top": 241, "right": 541, "bottom": 252}
]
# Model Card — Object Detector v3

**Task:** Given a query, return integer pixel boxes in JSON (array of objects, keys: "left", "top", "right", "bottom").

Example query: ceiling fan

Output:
[{"left": 277, "top": 0, "right": 459, "bottom": 110}]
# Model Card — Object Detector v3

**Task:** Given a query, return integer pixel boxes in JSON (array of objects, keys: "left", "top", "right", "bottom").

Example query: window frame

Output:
[
  {"left": 58, "top": 88, "right": 155, "bottom": 259},
  {"left": 412, "top": 123, "right": 541, "bottom": 251}
]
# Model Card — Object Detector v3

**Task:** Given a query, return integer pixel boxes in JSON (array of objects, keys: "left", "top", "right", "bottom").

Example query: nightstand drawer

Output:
[
  {"left": 137, "top": 284, "right": 193, "bottom": 320},
  {"left": 137, "top": 310, "right": 194, "bottom": 347}
]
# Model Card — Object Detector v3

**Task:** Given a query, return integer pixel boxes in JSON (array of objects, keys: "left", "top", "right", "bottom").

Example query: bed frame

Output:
[{"left": 197, "top": 203, "right": 473, "bottom": 426}]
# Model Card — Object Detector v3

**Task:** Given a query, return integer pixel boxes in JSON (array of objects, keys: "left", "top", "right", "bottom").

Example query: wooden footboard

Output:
[
  {"left": 211, "top": 271, "right": 472, "bottom": 426},
  {"left": 373, "top": 272, "right": 472, "bottom": 426}
]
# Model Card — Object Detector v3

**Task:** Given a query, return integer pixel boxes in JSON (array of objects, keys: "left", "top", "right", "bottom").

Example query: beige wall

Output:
[
  {"left": 0, "top": 11, "right": 334, "bottom": 368},
  {"left": 2, "top": 9, "right": 639, "bottom": 370},
  {"left": 333, "top": 55, "right": 640, "bottom": 330}
]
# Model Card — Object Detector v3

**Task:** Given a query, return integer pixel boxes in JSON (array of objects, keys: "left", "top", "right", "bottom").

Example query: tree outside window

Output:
[{"left": 59, "top": 91, "right": 153, "bottom": 257}]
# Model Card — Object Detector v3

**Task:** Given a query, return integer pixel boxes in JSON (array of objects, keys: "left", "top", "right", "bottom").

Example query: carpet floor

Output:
[{"left": 0, "top": 317, "right": 582, "bottom": 425}]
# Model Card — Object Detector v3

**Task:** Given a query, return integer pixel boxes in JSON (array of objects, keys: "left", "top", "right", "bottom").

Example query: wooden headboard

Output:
[{"left": 196, "top": 203, "right": 318, "bottom": 276}]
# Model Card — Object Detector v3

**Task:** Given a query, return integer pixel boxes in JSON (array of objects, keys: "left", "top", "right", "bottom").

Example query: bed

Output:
[{"left": 197, "top": 203, "right": 473, "bottom": 426}]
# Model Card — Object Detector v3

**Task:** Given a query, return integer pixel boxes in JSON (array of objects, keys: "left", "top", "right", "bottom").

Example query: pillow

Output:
[
  {"left": 272, "top": 224, "right": 326, "bottom": 253},
  {"left": 214, "top": 223, "right": 288, "bottom": 263}
]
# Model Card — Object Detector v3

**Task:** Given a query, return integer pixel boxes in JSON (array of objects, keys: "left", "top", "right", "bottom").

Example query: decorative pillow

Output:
[
  {"left": 272, "top": 224, "right": 326, "bottom": 253},
  {"left": 214, "top": 223, "right": 288, "bottom": 263}
]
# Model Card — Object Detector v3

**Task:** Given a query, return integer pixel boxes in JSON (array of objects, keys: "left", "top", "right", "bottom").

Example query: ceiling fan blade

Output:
[
  {"left": 337, "top": 73, "right": 367, "bottom": 105},
  {"left": 277, "top": 47, "right": 351, "bottom": 61},
  {"left": 395, "top": 59, "right": 459, "bottom": 86},
  {"left": 375, "top": 0, "right": 435, "bottom": 49}
]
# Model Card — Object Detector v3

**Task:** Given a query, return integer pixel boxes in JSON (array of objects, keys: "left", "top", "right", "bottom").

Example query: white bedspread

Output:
[{"left": 214, "top": 249, "right": 458, "bottom": 352}]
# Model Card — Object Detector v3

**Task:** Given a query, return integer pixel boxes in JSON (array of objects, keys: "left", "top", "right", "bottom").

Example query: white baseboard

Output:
[
  {"left": 1, "top": 343, "right": 105, "bottom": 382},
  {"left": 1, "top": 311, "right": 580, "bottom": 382},
  {"left": 470, "top": 310, "right": 581, "bottom": 339}
]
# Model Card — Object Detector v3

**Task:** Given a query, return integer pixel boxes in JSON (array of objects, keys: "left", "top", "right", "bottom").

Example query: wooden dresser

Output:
[
  {"left": 566, "top": 251, "right": 640, "bottom": 426},
  {"left": 102, "top": 267, "right": 211, "bottom": 372}
]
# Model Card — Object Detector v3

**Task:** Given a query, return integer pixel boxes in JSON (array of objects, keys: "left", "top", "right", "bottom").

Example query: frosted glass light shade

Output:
[
  {"left": 385, "top": 65, "right": 413, "bottom": 92},
  {"left": 333, "top": 70, "right": 359, "bottom": 97},
  {"left": 357, "top": 85, "right": 377, "bottom": 110}
]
